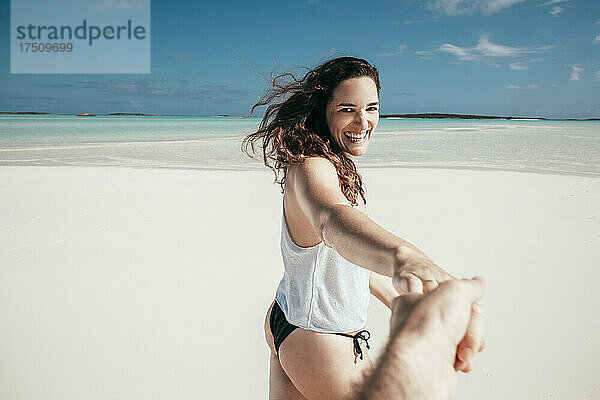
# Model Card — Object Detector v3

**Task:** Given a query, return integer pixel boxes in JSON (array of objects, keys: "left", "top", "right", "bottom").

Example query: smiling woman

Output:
[
  {"left": 243, "top": 57, "right": 455, "bottom": 400},
  {"left": 325, "top": 77, "right": 379, "bottom": 155},
  {"left": 243, "top": 57, "right": 383, "bottom": 206}
]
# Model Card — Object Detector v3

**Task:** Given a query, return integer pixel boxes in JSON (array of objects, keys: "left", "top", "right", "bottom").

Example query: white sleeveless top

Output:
[{"left": 275, "top": 204, "right": 370, "bottom": 333}]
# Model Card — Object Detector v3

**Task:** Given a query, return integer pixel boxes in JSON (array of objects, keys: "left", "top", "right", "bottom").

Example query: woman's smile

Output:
[{"left": 343, "top": 129, "right": 371, "bottom": 143}]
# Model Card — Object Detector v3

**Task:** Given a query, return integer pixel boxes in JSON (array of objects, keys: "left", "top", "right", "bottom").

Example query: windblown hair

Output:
[{"left": 242, "top": 57, "right": 381, "bottom": 206}]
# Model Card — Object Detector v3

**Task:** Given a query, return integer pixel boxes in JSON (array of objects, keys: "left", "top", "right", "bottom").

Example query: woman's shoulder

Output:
[
  {"left": 286, "top": 157, "right": 343, "bottom": 202},
  {"left": 289, "top": 156, "right": 337, "bottom": 175},
  {"left": 287, "top": 157, "right": 339, "bottom": 190}
]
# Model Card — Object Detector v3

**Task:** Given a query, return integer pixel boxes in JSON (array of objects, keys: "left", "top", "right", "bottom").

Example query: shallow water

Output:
[{"left": 1, "top": 115, "right": 598, "bottom": 176}]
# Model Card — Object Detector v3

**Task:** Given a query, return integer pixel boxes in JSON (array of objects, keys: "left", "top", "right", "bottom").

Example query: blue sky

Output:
[{"left": 0, "top": 0, "right": 599, "bottom": 118}]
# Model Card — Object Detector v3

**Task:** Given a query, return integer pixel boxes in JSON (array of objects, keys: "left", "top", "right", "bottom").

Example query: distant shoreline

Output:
[
  {"left": 0, "top": 111, "right": 598, "bottom": 121},
  {"left": 380, "top": 113, "right": 600, "bottom": 121},
  {"left": 0, "top": 112, "right": 157, "bottom": 116}
]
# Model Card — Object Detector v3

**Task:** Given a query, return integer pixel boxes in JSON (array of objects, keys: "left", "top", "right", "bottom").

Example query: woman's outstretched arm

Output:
[
  {"left": 290, "top": 157, "right": 454, "bottom": 293},
  {"left": 369, "top": 272, "right": 398, "bottom": 309}
]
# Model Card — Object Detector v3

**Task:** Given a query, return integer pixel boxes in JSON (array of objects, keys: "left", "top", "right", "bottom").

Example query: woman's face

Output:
[{"left": 325, "top": 76, "right": 379, "bottom": 157}]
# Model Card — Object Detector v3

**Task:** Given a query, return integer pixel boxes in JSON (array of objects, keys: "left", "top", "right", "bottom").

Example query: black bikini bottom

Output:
[{"left": 269, "top": 300, "right": 371, "bottom": 360}]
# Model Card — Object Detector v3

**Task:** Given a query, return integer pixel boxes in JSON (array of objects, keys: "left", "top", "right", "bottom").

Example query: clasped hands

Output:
[{"left": 392, "top": 248, "right": 486, "bottom": 373}]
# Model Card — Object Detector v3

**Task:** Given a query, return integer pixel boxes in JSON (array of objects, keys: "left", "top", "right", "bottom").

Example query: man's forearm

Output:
[
  {"left": 356, "top": 332, "right": 448, "bottom": 400},
  {"left": 355, "top": 335, "right": 418, "bottom": 400}
]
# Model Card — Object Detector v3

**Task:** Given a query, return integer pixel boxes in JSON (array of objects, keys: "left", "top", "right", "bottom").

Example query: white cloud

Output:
[
  {"left": 570, "top": 65, "right": 583, "bottom": 81},
  {"left": 395, "top": 19, "right": 437, "bottom": 25},
  {"left": 415, "top": 50, "right": 434, "bottom": 56},
  {"left": 538, "top": 0, "right": 569, "bottom": 6},
  {"left": 594, "top": 35, "right": 600, "bottom": 44},
  {"left": 474, "top": 35, "right": 530, "bottom": 57},
  {"left": 376, "top": 45, "right": 409, "bottom": 57},
  {"left": 593, "top": 71, "right": 600, "bottom": 81},
  {"left": 426, "top": 0, "right": 526, "bottom": 15},
  {"left": 504, "top": 84, "right": 539, "bottom": 89},
  {"left": 438, "top": 34, "right": 550, "bottom": 65},
  {"left": 438, "top": 43, "right": 472, "bottom": 58},
  {"left": 510, "top": 62, "right": 530, "bottom": 70},
  {"left": 549, "top": 6, "right": 563, "bottom": 16}
]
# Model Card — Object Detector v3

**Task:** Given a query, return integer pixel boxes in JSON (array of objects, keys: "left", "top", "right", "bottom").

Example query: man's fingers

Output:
[
  {"left": 442, "top": 276, "right": 485, "bottom": 307},
  {"left": 423, "top": 279, "right": 439, "bottom": 292},
  {"left": 405, "top": 273, "right": 424, "bottom": 294},
  {"left": 457, "top": 298, "right": 485, "bottom": 366},
  {"left": 458, "top": 345, "right": 474, "bottom": 364},
  {"left": 454, "top": 358, "right": 473, "bottom": 373},
  {"left": 465, "top": 276, "right": 486, "bottom": 301}
]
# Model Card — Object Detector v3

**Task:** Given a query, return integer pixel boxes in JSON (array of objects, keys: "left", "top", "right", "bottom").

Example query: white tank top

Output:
[{"left": 275, "top": 204, "right": 370, "bottom": 333}]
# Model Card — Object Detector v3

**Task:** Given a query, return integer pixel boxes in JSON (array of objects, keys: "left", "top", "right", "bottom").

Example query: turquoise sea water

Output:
[{"left": 0, "top": 115, "right": 599, "bottom": 176}]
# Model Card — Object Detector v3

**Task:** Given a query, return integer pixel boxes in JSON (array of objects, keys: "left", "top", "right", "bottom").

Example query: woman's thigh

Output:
[
  {"left": 278, "top": 328, "right": 373, "bottom": 400},
  {"left": 265, "top": 302, "right": 306, "bottom": 399},
  {"left": 269, "top": 353, "right": 307, "bottom": 400}
]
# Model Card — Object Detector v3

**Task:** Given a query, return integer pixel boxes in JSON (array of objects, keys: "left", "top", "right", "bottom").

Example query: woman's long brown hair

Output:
[{"left": 242, "top": 57, "right": 381, "bottom": 206}]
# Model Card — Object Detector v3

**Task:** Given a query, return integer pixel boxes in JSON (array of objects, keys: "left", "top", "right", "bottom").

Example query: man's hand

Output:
[
  {"left": 354, "top": 278, "right": 486, "bottom": 400},
  {"left": 391, "top": 277, "right": 486, "bottom": 373}
]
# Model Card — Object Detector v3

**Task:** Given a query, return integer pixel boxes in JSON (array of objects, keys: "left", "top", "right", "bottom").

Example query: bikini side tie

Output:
[{"left": 332, "top": 329, "right": 371, "bottom": 361}]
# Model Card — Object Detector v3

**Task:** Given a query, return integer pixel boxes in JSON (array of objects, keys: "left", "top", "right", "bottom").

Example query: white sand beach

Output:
[{"left": 1, "top": 165, "right": 599, "bottom": 399}]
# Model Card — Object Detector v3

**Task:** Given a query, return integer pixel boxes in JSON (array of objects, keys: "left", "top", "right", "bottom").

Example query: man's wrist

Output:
[
  {"left": 385, "top": 330, "right": 451, "bottom": 399},
  {"left": 356, "top": 335, "right": 416, "bottom": 400}
]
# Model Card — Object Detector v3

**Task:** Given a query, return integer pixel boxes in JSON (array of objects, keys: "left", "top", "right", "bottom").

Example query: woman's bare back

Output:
[{"left": 283, "top": 160, "right": 367, "bottom": 249}]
